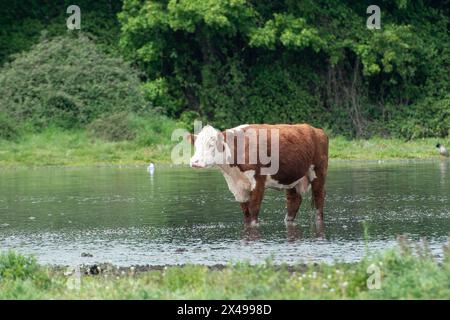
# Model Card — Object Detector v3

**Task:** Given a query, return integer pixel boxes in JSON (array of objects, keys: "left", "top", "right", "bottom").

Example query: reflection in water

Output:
[
  {"left": 242, "top": 225, "right": 261, "bottom": 242},
  {"left": 313, "top": 219, "right": 325, "bottom": 239},
  {"left": 439, "top": 160, "right": 448, "bottom": 186},
  {"left": 0, "top": 161, "right": 449, "bottom": 266},
  {"left": 242, "top": 222, "right": 304, "bottom": 243},
  {"left": 286, "top": 222, "right": 302, "bottom": 243},
  {"left": 148, "top": 170, "right": 155, "bottom": 188}
]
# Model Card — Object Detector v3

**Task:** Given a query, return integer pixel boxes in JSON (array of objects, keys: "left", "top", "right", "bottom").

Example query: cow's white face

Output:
[{"left": 189, "top": 125, "right": 222, "bottom": 168}]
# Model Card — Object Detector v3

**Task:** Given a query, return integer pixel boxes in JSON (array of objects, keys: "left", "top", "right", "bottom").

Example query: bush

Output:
[
  {"left": 88, "top": 111, "right": 185, "bottom": 144},
  {"left": 87, "top": 112, "right": 135, "bottom": 142},
  {"left": 0, "top": 35, "right": 146, "bottom": 129},
  {"left": 197, "top": 58, "right": 322, "bottom": 129},
  {"left": 386, "top": 95, "right": 450, "bottom": 139},
  {"left": 178, "top": 110, "right": 203, "bottom": 132},
  {"left": 0, "top": 251, "right": 41, "bottom": 281},
  {"left": 242, "top": 63, "right": 321, "bottom": 126},
  {"left": 119, "top": 1, "right": 450, "bottom": 138},
  {"left": 0, "top": 112, "right": 19, "bottom": 140},
  {"left": 130, "top": 112, "right": 185, "bottom": 147},
  {"left": 140, "top": 78, "right": 184, "bottom": 115}
]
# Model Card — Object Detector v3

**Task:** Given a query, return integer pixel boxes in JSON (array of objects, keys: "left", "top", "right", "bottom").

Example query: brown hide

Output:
[{"left": 221, "top": 124, "right": 329, "bottom": 184}]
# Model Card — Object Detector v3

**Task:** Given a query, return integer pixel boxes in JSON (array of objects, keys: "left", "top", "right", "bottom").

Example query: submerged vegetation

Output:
[{"left": 0, "top": 240, "right": 449, "bottom": 299}]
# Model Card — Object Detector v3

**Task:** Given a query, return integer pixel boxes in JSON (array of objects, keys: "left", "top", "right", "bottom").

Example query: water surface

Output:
[{"left": 0, "top": 161, "right": 448, "bottom": 266}]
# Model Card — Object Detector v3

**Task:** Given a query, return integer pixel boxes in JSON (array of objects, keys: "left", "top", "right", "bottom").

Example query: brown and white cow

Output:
[{"left": 187, "top": 124, "right": 328, "bottom": 225}]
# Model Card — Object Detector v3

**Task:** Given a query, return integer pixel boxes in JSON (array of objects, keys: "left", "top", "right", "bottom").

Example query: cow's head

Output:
[{"left": 187, "top": 125, "right": 224, "bottom": 168}]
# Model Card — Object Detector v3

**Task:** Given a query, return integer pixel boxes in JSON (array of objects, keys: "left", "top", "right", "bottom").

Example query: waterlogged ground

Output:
[{"left": 0, "top": 161, "right": 449, "bottom": 266}]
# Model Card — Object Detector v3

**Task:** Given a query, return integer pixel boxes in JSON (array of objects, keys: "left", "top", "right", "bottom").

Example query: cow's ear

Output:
[{"left": 186, "top": 133, "right": 197, "bottom": 145}]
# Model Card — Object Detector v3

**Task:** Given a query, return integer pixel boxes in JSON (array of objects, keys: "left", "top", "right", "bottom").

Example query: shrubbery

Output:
[
  {"left": 87, "top": 112, "right": 136, "bottom": 142},
  {"left": 196, "top": 60, "right": 321, "bottom": 129},
  {"left": 130, "top": 112, "right": 184, "bottom": 147},
  {"left": 0, "top": 1, "right": 123, "bottom": 65},
  {"left": 386, "top": 95, "right": 450, "bottom": 139},
  {"left": 1, "top": 1, "right": 448, "bottom": 141},
  {"left": 119, "top": 0, "right": 450, "bottom": 138},
  {"left": 86, "top": 111, "right": 186, "bottom": 144},
  {"left": 0, "top": 251, "right": 41, "bottom": 281},
  {"left": 0, "top": 113, "right": 19, "bottom": 140},
  {"left": 0, "top": 35, "right": 145, "bottom": 129}
]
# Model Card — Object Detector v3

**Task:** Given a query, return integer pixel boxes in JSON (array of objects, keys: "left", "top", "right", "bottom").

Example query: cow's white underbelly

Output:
[
  {"left": 265, "top": 175, "right": 312, "bottom": 194},
  {"left": 265, "top": 176, "right": 301, "bottom": 190},
  {"left": 217, "top": 165, "right": 317, "bottom": 202}
]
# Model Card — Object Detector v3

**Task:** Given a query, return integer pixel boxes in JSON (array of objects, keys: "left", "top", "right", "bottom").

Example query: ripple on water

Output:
[{"left": 0, "top": 162, "right": 448, "bottom": 266}]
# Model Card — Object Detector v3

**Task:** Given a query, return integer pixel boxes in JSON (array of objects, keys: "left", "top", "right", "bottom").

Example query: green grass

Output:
[
  {"left": 0, "top": 241, "right": 449, "bottom": 299},
  {"left": 0, "top": 127, "right": 448, "bottom": 168},
  {"left": 0, "top": 129, "right": 169, "bottom": 167},
  {"left": 0, "top": 119, "right": 181, "bottom": 168},
  {"left": 329, "top": 136, "right": 449, "bottom": 160}
]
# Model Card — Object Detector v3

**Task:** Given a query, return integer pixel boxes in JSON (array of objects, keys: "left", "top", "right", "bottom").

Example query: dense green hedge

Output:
[
  {"left": 0, "top": 35, "right": 145, "bottom": 130},
  {"left": 0, "top": 0, "right": 122, "bottom": 65},
  {"left": 0, "top": 113, "right": 19, "bottom": 140},
  {"left": 0, "top": 1, "right": 449, "bottom": 139},
  {"left": 119, "top": 0, "right": 449, "bottom": 138}
]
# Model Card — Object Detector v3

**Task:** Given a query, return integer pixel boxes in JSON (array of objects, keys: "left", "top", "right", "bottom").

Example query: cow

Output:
[{"left": 187, "top": 124, "right": 329, "bottom": 225}]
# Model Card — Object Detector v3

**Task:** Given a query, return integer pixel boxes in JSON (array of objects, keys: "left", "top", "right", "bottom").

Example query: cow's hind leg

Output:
[
  {"left": 285, "top": 188, "right": 302, "bottom": 222},
  {"left": 311, "top": 167, "right": 327, "bottom": 224}
]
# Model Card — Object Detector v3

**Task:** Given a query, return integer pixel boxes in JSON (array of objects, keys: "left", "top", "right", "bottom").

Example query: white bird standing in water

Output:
[
  {"left": 147, "top": 162, "right": 155, "bottom": 174},
  {"left": 436, "top": 143, "right": 449, "bottom": 157}
]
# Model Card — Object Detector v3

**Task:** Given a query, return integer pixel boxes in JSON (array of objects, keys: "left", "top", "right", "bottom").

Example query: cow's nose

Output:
[{"left": 190, "top": 159, "right": 204, "bottom": 168}]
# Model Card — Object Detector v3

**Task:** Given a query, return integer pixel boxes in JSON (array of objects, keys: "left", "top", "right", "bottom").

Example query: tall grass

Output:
[
  {"left": 0, "top": 115, "right": 185, "bottom": 167},
  {"left": 329, "top": 136, "right": 449, "bottom": 160}
]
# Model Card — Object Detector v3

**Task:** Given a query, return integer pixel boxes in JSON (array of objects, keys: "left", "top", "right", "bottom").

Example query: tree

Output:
[{"left": 0, "top": 35, "right": 145, "bottom": 128}]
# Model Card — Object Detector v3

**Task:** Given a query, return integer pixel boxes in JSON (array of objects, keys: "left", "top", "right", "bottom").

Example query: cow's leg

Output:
[
  {"left": 285, "top": 187, "right": 302, "bottom": 222},
  {"left": 240, "top": 202, "right": 252, "bottom": 223},
  {"left": 247, "top": 177, "right": 266, "bottom": 224},
  {"left": 311, "top": 167, "right": 327, "bottom": 223}
]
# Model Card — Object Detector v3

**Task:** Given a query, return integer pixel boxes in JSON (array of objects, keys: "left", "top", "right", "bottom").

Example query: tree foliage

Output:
[
  {"left": 0, "top": 1, "right": 448, "bottom": 139},
  {"left": 0, "top": 1, "right": 123, "bottom": 65},
  {"left": 119, "top": 0, "right": 450, "bottom": 138}
]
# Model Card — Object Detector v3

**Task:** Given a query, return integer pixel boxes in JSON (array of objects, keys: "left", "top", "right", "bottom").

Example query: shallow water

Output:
[{"left": 0, "top": 161, "right": 449, "bottom": 266}]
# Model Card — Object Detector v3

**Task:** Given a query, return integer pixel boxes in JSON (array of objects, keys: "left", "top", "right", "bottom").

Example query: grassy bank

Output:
[
  {"left": 330, "top": 136, "right": 449, "bottom": 160},
  {"left": 0, "top": 128, "right": 448, "bottom": 168},
  {"left": 0, "top": 242, "right": 449, "bottom": 299},
  {"left": 0, "top": 129, "right": 173, "bottom": 168}
]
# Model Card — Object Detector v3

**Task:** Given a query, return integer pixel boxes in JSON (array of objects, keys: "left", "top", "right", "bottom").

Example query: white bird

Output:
[
  {"left": 436, "top": 143, "right": 449, "bottom": 157},
  {"left": 147, "top": 162, "right": 155, "bottom": 174}
]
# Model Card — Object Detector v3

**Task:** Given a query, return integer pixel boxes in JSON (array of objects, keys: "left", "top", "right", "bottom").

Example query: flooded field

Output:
[{"left": 0, "top": 161, "right": 448, "bottom": 266}]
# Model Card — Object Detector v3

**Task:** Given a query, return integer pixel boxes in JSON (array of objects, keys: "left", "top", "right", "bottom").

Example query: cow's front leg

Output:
[
  {"left": 247, "top": 176, "right": 266, "bottom": 225},
  {"left": 285, "top": 188, "right": 301, "bottom": 222},
  {"left": 240, "top": 202, "right": 252, "bottom": 223}
]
